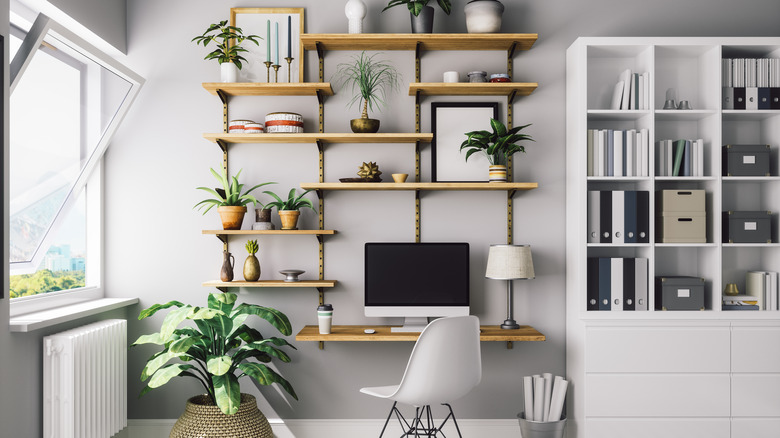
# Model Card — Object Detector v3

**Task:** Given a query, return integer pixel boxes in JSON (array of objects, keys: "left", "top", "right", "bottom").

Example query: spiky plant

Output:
[
  {"left": 263, "top": 188, "right": 316, "bottom": 212},
  {"left": 191, "top": 20, "right": 261, "bottom": 69},
  {"left": 332, "top": 51, "right": 401, "bottom": 120},
  {"left": 245, "top": 239, "right": 259, "bottom": 255},
  {"left": 194, "top": 168, "right": 276, "bottom": 214}
]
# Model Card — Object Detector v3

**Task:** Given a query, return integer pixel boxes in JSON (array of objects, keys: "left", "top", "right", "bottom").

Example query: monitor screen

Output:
[{"left": 364, "top": 242, "right": 470, "bottom": 308}]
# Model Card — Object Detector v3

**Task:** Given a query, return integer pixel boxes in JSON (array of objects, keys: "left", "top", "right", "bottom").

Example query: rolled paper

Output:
[
  {"left": 533, "top": 376, "right": 544, "bottom": 422},
  {"left": 266, "top": 20, "right": 270, "bottom": 62},
  {"left": 275, "top": 22, "right": 279, "bottom": 65},
  {"left": 548, "top": 377, "right": 568, "bottom": 422},
  {"left": 523, "top": 376, "right": 534, "bottom": 421},
  {"left": 287, "top": 16, "right": 292, "bottom": 58},
  {"left": 542, "top": 374, "right": 553, "bottom": 422}
]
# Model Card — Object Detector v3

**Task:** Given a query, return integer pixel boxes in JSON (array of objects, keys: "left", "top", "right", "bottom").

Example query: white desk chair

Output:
[{"left": 360, "top": 315, "right": 482, "bottom": 437}]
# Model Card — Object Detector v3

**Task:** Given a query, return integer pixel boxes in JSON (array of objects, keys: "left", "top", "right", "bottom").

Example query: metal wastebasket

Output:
[{"left": 518, "top": 413, "right": 566, "bottom": 438}]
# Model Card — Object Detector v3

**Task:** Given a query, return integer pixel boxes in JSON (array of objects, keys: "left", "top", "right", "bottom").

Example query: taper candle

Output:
[
  {"left": 275, "top": 22, "right": 279, "bottom": 66},
  {"left": 287, "top": 16, "right": 292, "bottom": 59},
  {"left": 266, "top": 20, "right": 270, "bottom": 62}
]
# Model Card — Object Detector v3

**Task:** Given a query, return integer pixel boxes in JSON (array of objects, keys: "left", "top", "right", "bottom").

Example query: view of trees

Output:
[{"left": 9, "top": 269, "right": 85, "bottom": 298}]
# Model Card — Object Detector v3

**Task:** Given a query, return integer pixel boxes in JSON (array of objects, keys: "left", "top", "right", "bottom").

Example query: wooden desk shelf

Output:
[
  {"left": 301, "top": 33, "right": 538, "bottom": 52},
  {"left": 202, "top": 82, "right": 334, "bottom": 97}
]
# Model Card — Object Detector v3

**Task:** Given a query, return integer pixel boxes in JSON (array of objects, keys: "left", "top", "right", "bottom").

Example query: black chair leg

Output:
[{"left": 438, "top": 403, "right": 462, "bottom": 438}]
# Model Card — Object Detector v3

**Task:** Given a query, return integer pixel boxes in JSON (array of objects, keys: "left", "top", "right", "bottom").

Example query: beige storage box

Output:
[
  {"left": 656, "top": 212, "right": 707, "bottom": 243},
  {"left": 657, "top": 190, "right": 706, "bottom": 214}
]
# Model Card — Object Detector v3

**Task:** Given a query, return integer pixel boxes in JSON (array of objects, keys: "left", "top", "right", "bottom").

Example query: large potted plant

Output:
[
  {"left": 133, "top": 292, "right": 297, "bottom": 437},
  {"left": 460, "top": 118, "right": 534, "bottom": 182},
  {"left": 332, "top": 51, "right": 401, "bottom": 134},
  {"left": 263, "top": 188, "right": 316, "bottom": 230},
  {"left": 195, "top": 168, "right": 275, "bottom": 230},
  {"left": 382, "top": 0, "right": 452, "bottom": 33},
  {"left": 192, "top": 20, "right": 261, "bottom": 82}
]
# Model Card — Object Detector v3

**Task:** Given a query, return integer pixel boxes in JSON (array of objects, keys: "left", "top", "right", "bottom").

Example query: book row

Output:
[
  {"left": 656, "top": 139, "right": 705, "bottom": 177},
  {"left": 586, "top": 129, "right": 650, "bottom": 177},
  {"left": 587, "top": 258, "right": 649, "bottom": 311},
  {"left": 587, "top": 191, "right": 650, "bottom": 244},
  {"left": 610, "top": 69, "right": 650, "bottom": 110}
]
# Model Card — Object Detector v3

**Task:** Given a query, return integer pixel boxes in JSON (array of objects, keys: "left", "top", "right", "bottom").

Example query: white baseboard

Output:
[{"left": 125, "top": 418, "right": 520, "bottom": 438}]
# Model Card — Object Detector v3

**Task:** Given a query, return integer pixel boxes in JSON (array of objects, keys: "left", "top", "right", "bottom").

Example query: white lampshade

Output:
[{"left": 485, "top": 244, "right": 535, "bottom": 280}]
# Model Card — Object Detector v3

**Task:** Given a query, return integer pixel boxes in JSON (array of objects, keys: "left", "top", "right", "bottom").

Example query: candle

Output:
[
  {"left": 266, "top": 20, "right": 270, "bottom": 62},
  {"left": 287, "top": 16, "right": 292, "bottom": 59},
  {"left": 275, "top": 22, "right": 279, "bottom": 65}
]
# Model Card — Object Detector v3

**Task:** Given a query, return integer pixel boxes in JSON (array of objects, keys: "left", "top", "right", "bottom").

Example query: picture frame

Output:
[
  {"left": 431, "top": 102, "right": 499, "bottom": 182},
  {"left": 230, "top": 8, "right": 305, "bottom": 83}
]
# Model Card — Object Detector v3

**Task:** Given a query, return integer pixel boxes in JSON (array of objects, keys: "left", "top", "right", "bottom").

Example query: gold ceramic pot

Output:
[
  {"left": 278, "top": 210, "right": 301, "bottom": 230},
  {"left": 350, "top": 117, "right": 380, "bottom": 133},
  {"left": 217, "top": 206, "right": 247, "bottom": 230},
  {"left": 243, "top": 255, "right": 261, "bottom": 281}
]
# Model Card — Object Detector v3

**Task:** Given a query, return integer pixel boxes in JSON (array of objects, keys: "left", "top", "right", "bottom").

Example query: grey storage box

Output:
[
  {"left": 722, "top": 144, "right": 771, "bottom": 176},
  {"left": 655, "top": 276, "right": 706, "bottom": 310},
  {"left": 656, "top": 212, "right": 707, "bottom": 243},
  {"left": 722, "top": 211, "right": 773, "bottom": 243},
  {"left": 657, "top": 190, "right": 706, "bottom": 213}
]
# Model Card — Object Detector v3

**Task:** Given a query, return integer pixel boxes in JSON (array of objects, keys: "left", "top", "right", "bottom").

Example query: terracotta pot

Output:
[
  {"left": 169, "top": 393, "right": 272, "bottom": 438},
  {"left": 489, "top": 164, "right": 508, "bottom": 182},
  {"left": 244, "top": 255, "right": 261, "bottom": 281},
  {"left": 218, "top": 206, "right": 247, "bottom": 230},
  {"left": 278, "top": 210, "right": 301, "bottom": 230}
]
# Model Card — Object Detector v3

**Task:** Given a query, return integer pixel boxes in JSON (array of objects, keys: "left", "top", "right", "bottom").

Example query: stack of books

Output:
[
  {"left": 656, "top": 138, "right": 705, "bottom": 177},
  {"left": 722, "top": 58, "right": 780, "bottom": 110},
  {"left": 746, "top": 270, "right": 779, "bottom": 310},
  {"left": 587, "top": 129, "right": 650, "bottom": 177},
  {"left": 722, "top": 294, "right": 759, "bottom": 311},
  {"left": 611, "top": 69, "right": 650, "bottom": 110}
]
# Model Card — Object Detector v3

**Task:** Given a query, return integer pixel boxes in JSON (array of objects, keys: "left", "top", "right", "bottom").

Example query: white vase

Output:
[
  {"left": 220, "top": 62, "right": 238, "bottom": 83},
  {"left": 464, "top": 0, "right": 505, "bottom": 33},
  {"left": 345, "top": 0, "right": 367, "bottom": 34}
]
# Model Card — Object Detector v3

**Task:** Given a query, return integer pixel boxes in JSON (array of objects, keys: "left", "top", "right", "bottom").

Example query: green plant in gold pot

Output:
[
  {"left": 460, "top": 118, "right": 534, "bottom": 182},
  {"left": 333, "top": 51, "right": 401, "bottom": 133},
  {"left": 243, "top": 239, "right": 261, "bottom": 281},
  {"left": 194, "top": 168, "right": 276, "bottom": 230}
]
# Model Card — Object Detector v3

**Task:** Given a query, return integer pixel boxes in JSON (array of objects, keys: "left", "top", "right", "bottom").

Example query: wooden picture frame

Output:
[
  {"left": 230, "top": 8, "right": 305, "bottom": 83},
  {"left": 431, "top": 102, "right": 499, "bottom": 182}
]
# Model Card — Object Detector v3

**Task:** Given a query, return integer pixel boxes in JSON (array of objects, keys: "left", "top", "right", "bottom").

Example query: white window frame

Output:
[{"left": 8, "top": 14, "right": 143, "bottom": 316}]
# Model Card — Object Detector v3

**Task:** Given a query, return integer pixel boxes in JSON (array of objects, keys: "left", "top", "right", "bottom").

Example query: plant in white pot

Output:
[
  {"left": 382, "top": 0, "right": 452, "bottom": 33},
  {"left": 192, "top": 20, "right": 261, "bottom": 82},
  {"left": 194, "top": 168, "right": 276, "bottom": 230},
  {"left": 460, "top": 118, "right": 534, "bottom": 182},
  {"left": 133, "top": 292, "right": 297, "bottom": 437}
]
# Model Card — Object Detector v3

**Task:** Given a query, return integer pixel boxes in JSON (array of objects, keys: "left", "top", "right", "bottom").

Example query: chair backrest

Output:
[{"left": 392, "top": 315, "right": 482, "bottom": 406}]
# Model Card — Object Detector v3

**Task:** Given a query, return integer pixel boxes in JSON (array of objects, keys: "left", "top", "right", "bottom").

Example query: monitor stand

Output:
[{"left": 391, "top": 317, "right": 429, "bottom": 333}]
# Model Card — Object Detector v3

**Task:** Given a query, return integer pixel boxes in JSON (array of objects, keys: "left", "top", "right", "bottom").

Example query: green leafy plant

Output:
[
  {"left": 332, "top": 51, "right": 401, "bottom": 119},
  {"left": 382, "top": 0, "right": 452, "bottom": 16},
  {"left": 245, "top": 239, "right": 258, "bottom": 255},
  {"left": 263, "top": 188, "right": 317, "bottom": 212},
  {"left": 192, "top": 20, "right": 261, "bottom": 69},
  {"left": 194, "top": 168, "right": 276, "bottom": 214},
  {"left": 132, "top": 292, "right": 298, "bottom": 415},
  {"left": 460, "top": 118, "right": 535, "bottom": 166}
]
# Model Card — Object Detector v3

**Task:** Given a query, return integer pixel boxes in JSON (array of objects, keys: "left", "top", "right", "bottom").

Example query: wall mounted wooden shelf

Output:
[
  {"left": 301, "top": 33, "right": 537, "bottom": 52},
  {"left": 300, "top": 182, "right": 538, "bottom": 192},
  {"left": 296, "top": 325, "right": 546, "bottom": 347},
  {"left": 202, "top": 82, "right": 334, "bottom": 97},
  {"left": 203, "top": 280, "right": 336, "bottom": 289},
  {"left": 203, "top": 132, "right": 433, "bottom": 145},
  {"left": 202, "top": 230, "right": 336, "bottom": 236},
  {"left": 409, "top": 82, "right": 538, "bottom": 98}
]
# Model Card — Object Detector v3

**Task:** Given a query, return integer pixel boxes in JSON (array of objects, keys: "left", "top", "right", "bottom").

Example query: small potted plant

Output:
[
  {"left": 192, "top": 20, "right": 262, "bottom": 82},
  {"left": 332, "top": 51, "right": 401, "bottom": 133},
  {"left": 263, "top": 188, "right": 316, "bottom": 230},
  {"left": 382, "top": 0, "right": 452, "bottom": 33},
  {"left": 133, "top": 292, "right": 297, "bottom": 437},
  {"left": 243, "top": 239, "right": 261, "bottom": 281},
  {"left": 460, "top": 118, "right": 534, "bottom": 182},
  {"left": 194, "top": 168, "right": 276, "bottom": 230}
]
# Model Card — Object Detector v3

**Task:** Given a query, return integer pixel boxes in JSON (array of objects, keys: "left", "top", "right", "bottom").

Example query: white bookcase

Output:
[{"left": 566, "top": 37, "right": 780, "bottom": 438}]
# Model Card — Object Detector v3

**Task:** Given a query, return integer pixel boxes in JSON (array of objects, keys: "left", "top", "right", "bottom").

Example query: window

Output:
[{"left": 8, "top": 14, "right": 143, "bottom": 308}]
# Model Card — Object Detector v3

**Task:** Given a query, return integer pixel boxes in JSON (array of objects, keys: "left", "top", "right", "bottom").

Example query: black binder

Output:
[
  {"left": 587, "top": 258, "right": 600, "bottom": 311},
  {"left": 637, "top": 191, "right": 650, "bottom": 243},
  {"left": 623, "top": 259, "right": 636, "bottom": 311},
  {"left": 599, "top": 191, "right": 612, "bottom": 243}
]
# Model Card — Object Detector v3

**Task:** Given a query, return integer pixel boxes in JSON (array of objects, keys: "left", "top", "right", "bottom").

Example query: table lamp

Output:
[{"left": 485, "top": 244, "right": 535, "bottom": 329}]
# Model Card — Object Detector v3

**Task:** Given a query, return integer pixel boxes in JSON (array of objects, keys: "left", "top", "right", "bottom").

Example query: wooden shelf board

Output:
[
  {"left": 300, "top": 182, "right": 538, "bottom": 191},
  {"left": 203, "top": 280, "right": 336, "bottom": 288},
  {"left": 409, "top": 82, "right": 537, "bottom": 97},
  {"left": 202, "top": 82, "right": 334, "bottom": 97},
  {"left": 302, "top": 33, "right": 537, "bottom": 52},
  {"left": 202, "top": 229, "right": 336, "bottom": 236},
  {"left": 296, "top": 325, "right": 545, "bottom": 342},
  {"left": 203, "top": 133, "right": 433, "bottom": 144}
]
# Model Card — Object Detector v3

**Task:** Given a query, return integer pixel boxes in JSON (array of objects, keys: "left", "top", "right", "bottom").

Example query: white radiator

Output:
[{"left": 44, "top": 319, "right": 127, "bottom": 438}]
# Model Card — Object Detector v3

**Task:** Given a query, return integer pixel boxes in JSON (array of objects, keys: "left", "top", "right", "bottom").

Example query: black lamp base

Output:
[{"left": 500, "top": 319, "right": 520, "bottom": 330}]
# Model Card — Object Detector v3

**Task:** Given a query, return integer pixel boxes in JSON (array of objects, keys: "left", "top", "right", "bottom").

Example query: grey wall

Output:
[{"left": 47, "top": 0, "right": 126, "bottom": 52}]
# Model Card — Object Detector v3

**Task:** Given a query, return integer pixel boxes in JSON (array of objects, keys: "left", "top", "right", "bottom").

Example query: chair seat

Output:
[{"left": 360, "top": 384, "right": 399, "bottom": 399}]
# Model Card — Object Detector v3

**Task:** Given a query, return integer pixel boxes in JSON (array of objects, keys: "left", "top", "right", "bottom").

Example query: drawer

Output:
[
  {"left": 732, "top": 418, "right": 780, "bottom": 438},
  {"left": 732, "top": 374, "right": 780, "bottom": 417},
  {"left": 586, "top": 374, "right": 730, "bottom": 417},
  {"left": 657, "top": 189, "right": 706, "bottom": 213},
  {"left": 657, "top": 213, "right": 707, "bottom": 243},
  {"left": 732, "top": 327, "right": 780, "bottom": 372},
  {"left": 586, "top": 327, "right": 730, "bottom": 373},
  {"left": 587, "top": 418, "right": 730, "bottom": 438}
]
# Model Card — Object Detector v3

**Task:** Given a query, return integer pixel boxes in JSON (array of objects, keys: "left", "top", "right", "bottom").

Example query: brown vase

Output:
[
  {"left": 243, "top": 255, "right": 261, "bottom": 281},
  {"left": 218, "top": 206, "right": 247, "bottom": 230},
  {"left": 278, "top": 210, "right": 301, "bottom": 230},
  {"left": 220, "top": 250, "right": 234, "bottom": 282},
  {"left": 169, "top": 394, "right": 273, "bottom": 438}
]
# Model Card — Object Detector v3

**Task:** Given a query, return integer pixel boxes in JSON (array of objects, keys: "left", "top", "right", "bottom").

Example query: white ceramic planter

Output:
[
  {"left": 345, "top": 0, "right": 367, "bottom": 34},
  {"left": 220, "top": 62, "right": 238, "bottom": 83},
  {"left": 464, "top": 0, "right": 505, "bottom": 33}
]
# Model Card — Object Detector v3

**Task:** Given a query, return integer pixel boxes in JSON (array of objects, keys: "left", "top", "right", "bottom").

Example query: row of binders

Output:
[
  {"left": 722, "top": 58, "right": 780, "bottom": 109},
  {"left": 587, "top": 191, "right": 650, "bottom": 244},
  {"left": 587, "top": 129, "right": 650, "bottom": 177},
  {"left": 656, "top": 139, "right": 706, "bottom": 177},
  {"left": 522, "top": 373, "right": 567, "bottom": 423},
  {"left": 587, "top": 258, "right": 649, "bottom": 311},
  {"left": 610, "top": 69, "right": 651, "bottom": 110}
]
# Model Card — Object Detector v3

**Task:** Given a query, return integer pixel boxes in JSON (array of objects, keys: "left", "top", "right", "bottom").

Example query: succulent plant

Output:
[
  {"left": 194, "top": 168, "right": 276, "bottom": 214},
  {"left": 245, "top": 240, "right": 258, "bottom": 255},
  {"left": 357, "top": 161, "right": 382, "bottom": 180}
]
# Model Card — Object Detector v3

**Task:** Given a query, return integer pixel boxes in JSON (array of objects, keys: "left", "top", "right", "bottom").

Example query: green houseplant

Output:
[
  {"left": 383, "top": 0, "right": 452, "bottom": 33},
  {"left": 460, "top": 118, "right": 534, "bottom": 182},
  {"left": 263, "top": 188, "right": 316, "bottom": 230},
  {"left": 192, "top": 20, "right": 261, "bottom": 82},
  {"left": 194, "top": 168, "right": 276, "bottom": 230},
  {"left": 332, "top": 51, "right": 401, "bottom": 133},
  {"left": 133, "top": 292, "right": 297, "bottom": 435}
]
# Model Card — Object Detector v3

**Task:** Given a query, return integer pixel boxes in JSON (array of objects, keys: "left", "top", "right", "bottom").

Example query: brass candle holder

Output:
[
  {"left": 272, "top": 64, "right": 281, "bottom": 83},
  {"left": 285, "top": 57, "right": 294, "bottom": 83},
  {"left": 264, "top": 61, "right": 273, "bottom": 83}
]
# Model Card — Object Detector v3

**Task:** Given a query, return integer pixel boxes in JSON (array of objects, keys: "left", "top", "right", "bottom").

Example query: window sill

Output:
[{"left": 9, "top": 297, "right": 139, "bottom": 332}]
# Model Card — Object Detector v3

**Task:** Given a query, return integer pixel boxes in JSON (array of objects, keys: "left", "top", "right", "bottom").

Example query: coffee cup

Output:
[{"left": 317, "top": 304, "right": 333, "bottom": 334}]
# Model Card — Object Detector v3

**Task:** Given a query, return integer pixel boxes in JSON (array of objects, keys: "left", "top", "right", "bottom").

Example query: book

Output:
[
  {"left": 722, "top": 304, "right": 759, "bottom": 311},
  {"left": 587, "top": 129, "right": 594, "bottom": 176},
  {"left": 672, "top": 139, "right": 686, "bottom": 176},
  {"left": 619, "top": 69, "right": 632, "bottom": 110},
  {"left": 611, "top": 81, "right": 625, "bottom": 110}
]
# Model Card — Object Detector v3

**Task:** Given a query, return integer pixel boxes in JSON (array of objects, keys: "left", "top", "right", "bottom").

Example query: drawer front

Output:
[
  {"left": 732, "top": 418, "right": 780, "bottom": 438},
  {"left": 586, "top": 374, "right": 730, "bottom": 417},
  {"left": 732, "top": 374, "right": 780, "bottom": 417},
  {"left": 732, "top": 327, "right": 780, "bottom": 372},
  {"left": 586, "top": 327, "right": 730, "bottom": 373},
  {"left": 587, "top": 418, "right": 730, "bottom": 438}
]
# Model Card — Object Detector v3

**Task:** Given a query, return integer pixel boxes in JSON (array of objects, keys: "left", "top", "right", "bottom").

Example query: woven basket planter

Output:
[{"left": 169, "top": 393, "right": 273, "bottom": 438}]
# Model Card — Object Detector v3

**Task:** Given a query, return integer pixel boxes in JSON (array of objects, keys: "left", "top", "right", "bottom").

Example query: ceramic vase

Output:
[
  {"left": 244, "top": 254, "right": 261, "bottom": 281},
  {"left": 464, "top": 0, "right": 505, "bottom": 33},
  {"left": 489, "top": 164, "right": 508, "bottom": 182},
  {"left": 345, "top": 0, "right": 367, "bottom": 34},
  {"left": 220, "top": 250, "right": 235, "bottom": 282},
  {"left": 220, "top": 62, "right": 238, "bottom": 83}
]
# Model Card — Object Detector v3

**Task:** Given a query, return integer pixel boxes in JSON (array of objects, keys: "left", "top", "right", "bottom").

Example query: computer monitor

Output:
[{"left": 364, "top": 242, "right": 470, "bottom": 332}]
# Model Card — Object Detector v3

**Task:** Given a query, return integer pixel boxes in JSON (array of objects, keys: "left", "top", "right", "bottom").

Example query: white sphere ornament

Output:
[{"left": 345, "top": 0, "right": 367, "bottom": 34}]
